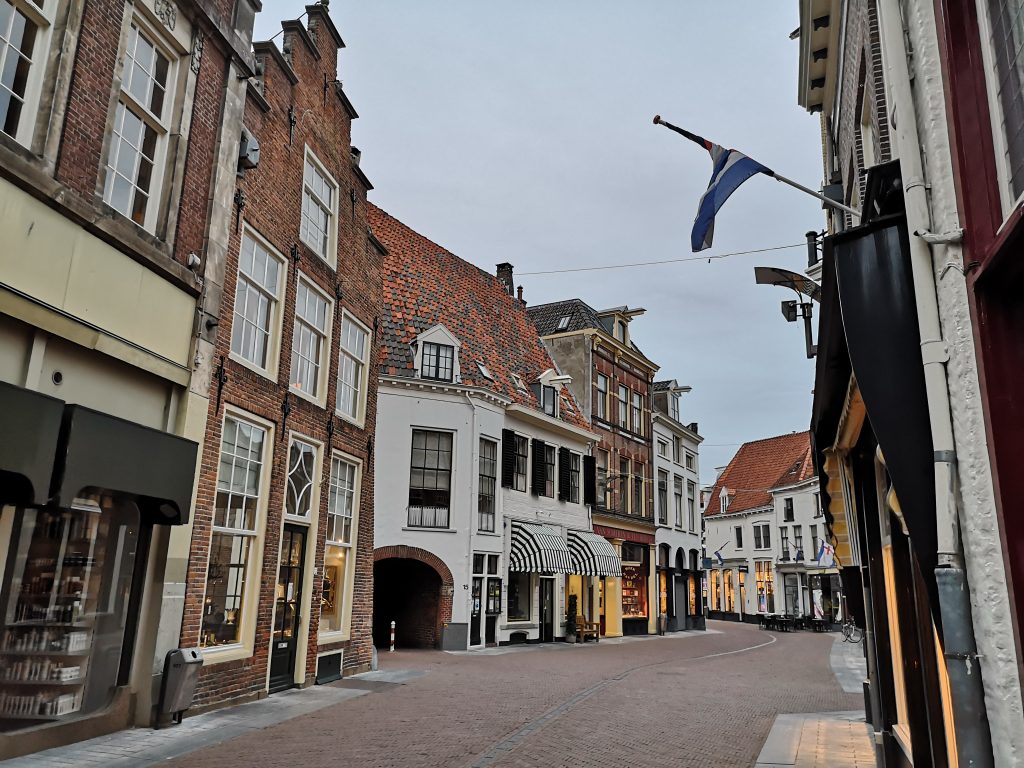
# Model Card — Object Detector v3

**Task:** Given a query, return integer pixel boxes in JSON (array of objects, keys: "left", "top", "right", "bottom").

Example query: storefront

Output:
[
  {"left": 504, "top": 521, "right": 573, "bottom": 644},
  {"left": 0, "top": 382, "right": 196, "bottom": 758},
  {"left": 809, "top": 573, "right": 843, "bottom": 625},
  {"left": 620, "top": 543, "right": 650, "bottom": 635}
]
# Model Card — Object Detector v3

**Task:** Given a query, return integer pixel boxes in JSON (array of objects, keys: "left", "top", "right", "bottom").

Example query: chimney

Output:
[
  {"left": 496, "top": 263, "right": 514, "bottom": 296},
  {"left": 517, "top": 285, "right": 526, "bottom": 305}
]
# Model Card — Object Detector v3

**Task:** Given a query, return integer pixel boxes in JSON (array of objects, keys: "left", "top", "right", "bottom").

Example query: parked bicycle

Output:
[{"left": 841, "top": 619, "right": 863, "bottom": 644}]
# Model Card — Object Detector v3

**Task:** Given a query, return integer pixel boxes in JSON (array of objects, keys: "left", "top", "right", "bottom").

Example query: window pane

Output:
[
  {"left": 202, "top": 531, "right": 252, "bottom": 646},
  {"left": 286, "top": 440, "right": 316, "bottom": 518}
]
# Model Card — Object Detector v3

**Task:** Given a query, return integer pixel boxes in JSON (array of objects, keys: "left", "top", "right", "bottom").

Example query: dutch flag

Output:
[{"left": 691, "top": 137, "right": 772, "bottom": 252}]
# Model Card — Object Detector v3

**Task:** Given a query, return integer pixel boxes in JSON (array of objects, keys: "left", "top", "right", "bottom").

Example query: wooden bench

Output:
[{"left": 576, "top": 616, "right": 600, "bottom": 642}]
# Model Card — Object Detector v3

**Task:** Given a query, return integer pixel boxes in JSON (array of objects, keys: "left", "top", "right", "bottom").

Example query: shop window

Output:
[
  {"left": 617, "top": 385, "right": 628, "bottom": 429},
  {"left": 542, "top": 445, "right": 555, "bottom": 497},
  {"left": 621, "top": 562, "right": 648, "bottom": 619},
  {"left": 203, "top": 415, "right": 267, "bottom": 648},
  {"left": 478, "top": 438, "right": 497, "bottom": 532},
  {"left": 657, "top": 470, "right": 668, "bottom": 525},
  {"left": 507, "top": 572, "right": 531, "bottom": 621},
  {"left": 321, "top": 455, "right": 358, "bottom": 637},
  {"left": 723, "top": 569, "right": 735, "bottom": 612},
  {"left": 755, "top": 560, "right": 774, "bottom": 613},
  {"left": 710, "top": 570, "right": 720, "bottom": 611},
  {"left": 595, "top": 374, "right": 609, "bottom": 421},
  {"left": 285, "top": 438, "right": 317, "bottom": 519},
  {"left": 673, "top": 476, "right": 684, "bottom": 528},
  {"left": 408, "top": 429, "right": 452, "bottom": 528},
  {"left": 290, "top": 276, "right": 331, "bottom": 400},
  {"left": 0, "top": 0, "right": 55, "bottom": 147},
  {"left": 102, "top": 19, "right": 176, "bottom": 231},
  {"left": 231, "top": 230, "right": 284, "bottom": 374},
  {"left": 0, "top": 501, "right": 139, "bottom": 727},
  {"left": 337, "top": 313, "right": 370, "bottom": 424},
  {"left": 300, "top": 148, "right": 337, "bottom": 263},
  {"left": 513, "top": 434, "right": 528, "bottom": 492},
  {"left": 421, "top": 342, "right": 454, "bottom": 382}
]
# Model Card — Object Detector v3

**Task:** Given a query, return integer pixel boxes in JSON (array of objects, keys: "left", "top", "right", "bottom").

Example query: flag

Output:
[
  {"left": 689, "top": 133, "right": 772, "bottom": 252},
  {"left": 817, "top": 542, "right": 835, "bottom": 569},
  {"left": 714, "top": 550, "right": 724, "bottom": 566}
]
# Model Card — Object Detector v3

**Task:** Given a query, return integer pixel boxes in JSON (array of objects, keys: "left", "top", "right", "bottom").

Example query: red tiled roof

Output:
[
  {"left": 703, "top": 431, "right": 814, "bottom": 517},
  {"left": 368, "top": 204, "right": 590, "bottom": 431}
]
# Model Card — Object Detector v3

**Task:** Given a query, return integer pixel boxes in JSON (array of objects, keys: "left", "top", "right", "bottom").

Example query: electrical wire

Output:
[{"left": 516, "top": 242, "right": 806, "bottom": 276}]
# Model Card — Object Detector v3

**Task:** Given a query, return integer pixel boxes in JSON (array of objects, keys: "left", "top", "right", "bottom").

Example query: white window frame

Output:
[
  {"left": 320, "top": 451, "right": 361, "bottom": 643},
  {"left": 673, "top": 475, "right": 684, "bottom": 529},
  {"left": 300, "top": 146, "right": 338, "bottom": 265},
  {"left": 230, "top": 226, "right": 286, "bottom": 378},
  {"left": 0, "top": 0, "right": 56, "bottom": 147},
  {"left": 201, "top": 408, "right": 274, "bottom": 665},
  {"left": 596, "top": 373, "right": 609, "bottom": 421},
  {"left": 753, "top": 523, "right": 771, "bottom": 551},
  {"left": 289, "top": 273, "right": 333, "bottom": 405},
  {"left": 336, "top": 310, "right": 371, "bottom": 426}
]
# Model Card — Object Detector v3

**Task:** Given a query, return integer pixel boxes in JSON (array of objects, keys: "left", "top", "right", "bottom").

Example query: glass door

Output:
[{"left": 269, "top": 525, "right": 305, "bottom": 693}]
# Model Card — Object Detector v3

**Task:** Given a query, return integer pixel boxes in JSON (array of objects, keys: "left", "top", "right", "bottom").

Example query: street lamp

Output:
[{"left": 753, "top": 265, "right": 822, "bottom": 359}]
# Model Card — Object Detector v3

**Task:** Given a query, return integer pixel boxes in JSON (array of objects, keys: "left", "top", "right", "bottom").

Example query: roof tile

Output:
[{"left": 703, "top": 431, "right": 814, "bottom": 517}]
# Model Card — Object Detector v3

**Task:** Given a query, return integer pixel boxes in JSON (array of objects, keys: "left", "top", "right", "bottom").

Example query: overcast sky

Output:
[{"left": 255, "top": 3, "right": 824, "bottom": 485}]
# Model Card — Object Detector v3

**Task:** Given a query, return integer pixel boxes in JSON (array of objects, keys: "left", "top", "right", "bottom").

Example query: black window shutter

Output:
[
  {"left": 557, "top": 447, "right": 571, "bottom": 501},
  {"left": 531, "top": 439, "right": 546, "bottom": 496},
  {"left": 501, "top": 429, "right": 516, "bottom": 488},
  {"left": 583, "top": 455, "right": 597, "bottom": 506}
]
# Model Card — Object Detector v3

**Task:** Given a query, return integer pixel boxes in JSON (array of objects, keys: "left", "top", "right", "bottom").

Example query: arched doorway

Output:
[{"left": 373, "top": 546, "right": 453, "bottom": 649}]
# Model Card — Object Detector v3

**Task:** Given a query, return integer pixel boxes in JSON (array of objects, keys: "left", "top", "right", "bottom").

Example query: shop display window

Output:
[
  {"left": 321, "top": 456, "right": 358, "bottom": 636},
  {"left": 0, "top": 500, "right": 140, "bottom": 730},
  {"left": 621, "top": 564, "right": 647, "bottom": 618},
  {"left": 507, "top": 572, "right": 531, "bottom": 621}
]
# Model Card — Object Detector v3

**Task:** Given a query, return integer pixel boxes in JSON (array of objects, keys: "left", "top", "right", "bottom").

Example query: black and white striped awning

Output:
[
  {"left": 509, "top": 521, "right": 573, "bottom": 574},
  {"left": 568, "top": 530, "right": 622, "bottom": 577}
]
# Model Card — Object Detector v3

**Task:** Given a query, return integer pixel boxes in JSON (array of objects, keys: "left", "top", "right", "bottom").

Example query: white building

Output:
[
  {"left": 651, "top": 380, "right": 704, "bottom": 631},
  {"left": 369, "top": 206, "right": 616, "bottom": 650}
]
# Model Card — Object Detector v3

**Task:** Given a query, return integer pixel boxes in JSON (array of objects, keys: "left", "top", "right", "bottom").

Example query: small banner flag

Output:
[{"left": 690, "top": 137, "right": 772, "bottom": 252}]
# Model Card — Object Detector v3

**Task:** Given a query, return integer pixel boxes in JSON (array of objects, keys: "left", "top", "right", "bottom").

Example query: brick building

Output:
[
  {"left": 529, "top": 300, "right": 658, "bottom": 636},
  {"left": 0, "top": 0, "right": 259, "bottom": 757},
  {"left": 171, "top": 5, "right": 382, "bottom": 711}
]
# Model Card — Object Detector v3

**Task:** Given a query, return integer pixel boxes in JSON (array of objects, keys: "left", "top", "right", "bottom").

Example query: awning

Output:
[
  {"left": 509, "top": 521, "right": 573, "bottom": 574},
  {"left": 0, "top": 380, "right": 64, "bottom": 506},
  {"left": 568, "top": 529, "right": 622, "bottom": 577}
]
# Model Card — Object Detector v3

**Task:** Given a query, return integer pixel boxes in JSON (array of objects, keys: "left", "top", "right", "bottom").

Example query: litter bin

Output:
[
  {"left": 658, "top": 614, "right": 667, "bottom": 636},
  {"left": 158, "top": 648, "right": 203, "bottom": 725}
]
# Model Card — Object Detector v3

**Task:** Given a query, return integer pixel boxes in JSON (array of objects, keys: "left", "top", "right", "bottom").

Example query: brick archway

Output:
[{"left": 374, "top": 546, "right": 454, "bottom": 648}]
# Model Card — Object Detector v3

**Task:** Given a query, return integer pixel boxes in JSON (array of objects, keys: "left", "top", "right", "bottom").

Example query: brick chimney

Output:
[
  {"left": 516, "top": 285, "right": 525, "bottom": 305},
  {"left": 496, "top": 263, "right": 514, "bottom": 296}
]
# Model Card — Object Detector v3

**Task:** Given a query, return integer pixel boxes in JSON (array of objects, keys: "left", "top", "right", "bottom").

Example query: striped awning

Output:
[
  {"left": 509, "top": 522, "right": 573, "bottom": 574},
  {"left": 568, "top": 530, "right": 622, "bottom": 577}
]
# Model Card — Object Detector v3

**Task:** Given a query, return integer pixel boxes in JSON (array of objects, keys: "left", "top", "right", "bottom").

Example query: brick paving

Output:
[{"left": 6, "top": 621, "right": 864, "bottom": 767}]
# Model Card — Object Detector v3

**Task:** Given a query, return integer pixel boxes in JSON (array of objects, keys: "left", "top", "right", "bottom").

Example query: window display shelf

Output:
[
  {"left": 0, "top": 650, "right": 89, "bottom": 657},
  {"left": 0, "top": 678, "right": 86, "bottom": 687},
  {"left": 8, "top": 620, "right": 92, "bottom": 629}
]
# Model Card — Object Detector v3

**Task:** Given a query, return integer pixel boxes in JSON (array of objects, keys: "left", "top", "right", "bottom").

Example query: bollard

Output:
[{"left": 389, "top": 620, "right": 396, "bottom": 653}]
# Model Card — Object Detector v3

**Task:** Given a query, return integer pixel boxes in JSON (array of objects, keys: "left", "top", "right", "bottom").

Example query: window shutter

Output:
[
  {"left": 583, "top": 455, "right": 597, "bottom": 506},
  {"left": 531, "top": 439, "right": 546, "bottom": 496},
  {"left": 501, "top": 429, "right": 516, "bottom": 488},
  {"left": 557, "top": 447, "right": 571, "bottom": 501}
]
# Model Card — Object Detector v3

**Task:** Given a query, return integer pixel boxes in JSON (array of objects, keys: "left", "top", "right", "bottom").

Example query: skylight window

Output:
[
  {"left": 476, "top": 360, "right": 494, "bottom": 381},
  {"left": 511, "top": 373, "right": 528, "bottom": 392},
  {"left": 557, "top": 316, "right": 570, "bottom": 330}
]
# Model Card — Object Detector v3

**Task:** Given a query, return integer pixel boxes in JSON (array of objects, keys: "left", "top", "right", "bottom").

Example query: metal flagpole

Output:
[{"left": 653, "top": 115, "right": 860, "bottom": 217}]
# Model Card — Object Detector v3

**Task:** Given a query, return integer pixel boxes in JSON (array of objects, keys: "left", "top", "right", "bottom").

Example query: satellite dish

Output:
[{"left": 754, "top": 266, "right": 822, "bottom": 303}]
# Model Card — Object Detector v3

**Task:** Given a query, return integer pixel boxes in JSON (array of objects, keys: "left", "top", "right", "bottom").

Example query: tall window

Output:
[
  {"left": 735, "top": 526, "right": 743, "bottom": 549},
  {"left": 291, "top": 277, "right": 330, "bottom": 398},
  {"left": 813, "top": 492, "right": 822, "bottom": 517},
  {"left": 421, "top": 342, "right": 454, "bottom": 381},
  {"left": 285, "top": 438, "right": 317, "bottom": 519},
  {"left": 754, "top": 523, "right": 771, "bottom": 550},
  {"left": 673, "top": 476, "right": 684, "bottom": 528},
  {"left": 337, "top": 313, "right": 369, "bottom": 421},
  {"left": 617, "top": 385, "right": 628, "bottom": 428},
  {"left": 478, "top": 438, "right": 497, "bottom": 531},
  {"left": 568, "top": 452, "right": 581, "bottom": 504},
  {"left": 0, "top": 0, "right": 53, "bottom": 146},
  {"left": 619, "top": 457, "right": 630, "bottom": 513},
  {"left": 301, "top": 151, "right": 336, "bottom": 262},
  {"left": 231, "top": 232, "right": 282, "bottom": 371},
  {"left": 513, "top": 434, "right": 528, "bottom": 492},
  {"left": 103, "top": 21, "right": 174, "bottom": 229},
  {"left": 783, "top": 497, "right": 794, "bottom": 521},
  {"left": 687, "top": 480, "right": 697, "bottom": 532},
  {"left": 780, "top": 527, "right": 790, "bottom": 560},
  {"left": 597, "top": 449, "right": 609, "bottom": 509},
  {"left": 981, "top": 0, "right": 1024, "bottom": 207},
  {"left": 543, "top": 445, "right": 556, "bottom": 497},
  {"left": 631, "top": 391, "right": 643, "bottom": 435},
  {"left": 669, "top": 392, "right": 680, "bottom": 422},
  {"left": 632, "top": 463, "right": 644, "bottom": 516},
  {"left": 793, "top": 525, "right": 804, "bottom": 559},
  {"left": 810, "top": 525, "right": 819, "bottom": 559},
  {"left": 672, "top": 436, "right": 682, "bottom": 463},
  {"left": 408, "top": 430, "right": 453, "bottom": 528},
  {"left": 507, "top": 572, "right": 531, "bottom": 621},
  {"left": 657, "top": 470, "right": 668, "bottom": 525},
  {"left": 755, "top": 560, "right": 774, "bottom": 613},
  {"left": 596, "top": 373, "right": 609, "bottom": 421},
  {"left": 203, "top": 416, "right": 266, "bottom": 648},
  {"left": 322, "top": 455, "right": 357, "bottom": 635},
  {"left": 657, "top": 440, "right": 668, "bottom": 457},
  {"left": 536, "top": 384, "right": 558, "bottom": 417},
  {"left": 685, "top": 452, "right": 695, "bottom": 471}
]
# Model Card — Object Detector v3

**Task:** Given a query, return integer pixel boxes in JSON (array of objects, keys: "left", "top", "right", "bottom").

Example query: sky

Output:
[{"left": 255, "top": 2, "right": 824, "bottom": 486}]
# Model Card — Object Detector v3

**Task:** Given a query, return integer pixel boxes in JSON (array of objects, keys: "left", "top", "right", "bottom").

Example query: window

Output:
[
  {"left": 735, "top": 526, "right": 743, "bottom": 549},
  {"left": 780, "top": 527, "right": 790, "bottom": 560},
  {"left": 568, "top": 451, "right": 581, "bottom": 504},
  {"left": 793, "top": 525, "right": 804, "bottom": 559},
  {"left": 322, "top": 456, "right": 358, "bottom": 635},
  {"left": 631, "top": 391, "right": 643, "bottom": 435},
  {"left": 673, "top": 436, "right": 682, "bottom": 463},
  {"left": 476, "top": 360, "right": 493, "bottom": 380},
  {"left": 285, "top": 438, "right": 317, "bottom": 519},
  {"left": 614, "top": 319, "right": 627, "bottom": 342},
  {"left": 813, "top": 492, "right": 822, "bottom": 517},
  {"left": 617, "top": 385, "right": 628, "bottom": 428},
  {"left": 673, "top": 476, "right": 684, "bottom": 528},
  {"left": 811, "top": 524, "right": 819, "bottom": 559},
  {"left": 657, "top": 470, "right": 668, "bottom": 525},
  {"left": 657, "top": 440, "right": 668, "bottom": 457},
  {"left": 597, "top": 449, "right": 609, "bottom": 509},
  {"left": 507, "top": 571, "right": 531, "bottom": 621},
  {"left": 513, "top": 434, "right": 528, "bottom": 492},
  {"left": 543, "top": 444, "right": 555, "bottom": 497},
  {"left": 632, "top": 464, "right": 644, "bottom": 516},
  {"left": 557, "top": 315, "right": 570, "bottom": 330},
  {"left": 755, "top": 560, "right": 775, "bottom": 613},
  {"left": 408, "top": 429, "right": 453, "bottom": 528},
  {"left": 753, "top": 523, "right": 771, "bottom": 550},
  {"left": 203, "top": 416, "right": 266, "bottom": 648},
  {"left": 595, "top": 373, "right": 609, "bottom": 421},
  {"left": 301, "top": 150, "right": 336, "bottom": 262},
  {"left": 0, "top": 0, "right": 53, "bottom": 146},
  {"left": 421, "top": 342, "right": 454, "bottom": 382},
  {"left": 723, "top": 569, "right": 735, "bottom": 612},
  {"left": 337, "top": 313, "right": 370, "bottom": 422},
  {"left": 103, "top": 21, "right": 174, "bottom": 229},
  {"left": 669, "top": 392, "right": 680, "bottom": 422},
  {"left": 687, "top": 481, "right": 697, "bottom": 532},
  {"left": 619, "top": 457, "right": 630, "bottom": 513},
  {"left": 231, "top": 232, "right": 283, "bottom": 372},
  {"left": 980, "top": 0, "right": 1024, "bottom": 208},
  {"left": 783, "top": 497, "right": 794, "bottom": 522},
  {"left": 290, "top": 277, "right": 330, "bottom": 399},
  {"left": 536, "top": 384, "right": 558, "bottom": 418},
  {"left": 478, "top": 438, "right": 497, "bottom": 531},
  {"left": 685, "top": 452, "right": 695, "bottom": 471}
]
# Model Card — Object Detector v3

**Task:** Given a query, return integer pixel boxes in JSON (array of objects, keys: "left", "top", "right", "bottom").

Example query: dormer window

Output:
[
  {"left": 615, "top": 319, "right": 627, "bottom": 343},
  {"left": 720, "top": 487, "right": 730, "bottom": 513},
  {"left": 531, "top": 383, "right": 559, "bottom": 417},
  {"left": 669, "top": 392, "right": 680, "bottom": 422},
  {"left": 422, "top": 342, "right": 454, "bottom": 381}
]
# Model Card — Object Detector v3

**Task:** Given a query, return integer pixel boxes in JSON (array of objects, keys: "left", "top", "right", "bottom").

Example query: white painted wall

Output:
[{"left": 652, "top": 418, "right": 702, "bottom": 567}]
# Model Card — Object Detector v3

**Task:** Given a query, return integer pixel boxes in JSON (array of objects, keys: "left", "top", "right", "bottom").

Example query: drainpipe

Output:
[
  {"left": 877, "top": 2, "right": 993, "bottom": 764},
  {"left": 463, "top": 392, "right": 480, "bottom": 649}
]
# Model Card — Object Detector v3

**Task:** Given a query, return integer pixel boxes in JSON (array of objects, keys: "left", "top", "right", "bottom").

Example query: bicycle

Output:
[{"left": 841, "top": 619, "right": 863, "bottom": 644}]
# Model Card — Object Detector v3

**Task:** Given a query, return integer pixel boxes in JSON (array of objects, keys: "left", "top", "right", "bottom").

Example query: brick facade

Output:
[{"left": 179, "top": 6, "right": 381, "bottom": 710}]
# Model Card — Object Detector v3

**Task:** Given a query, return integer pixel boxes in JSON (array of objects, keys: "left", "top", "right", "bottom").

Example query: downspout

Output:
[
  {"left": 463, "top": 392, "right": 479, "bottom": 648},
  {"left": 877, "top": 2, "right": 994, "bottom": 764}
]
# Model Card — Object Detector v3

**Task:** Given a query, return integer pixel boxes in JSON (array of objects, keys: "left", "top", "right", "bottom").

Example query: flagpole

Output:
[{"left": 653, "top": 115, "right": 860, "bottom": 218}]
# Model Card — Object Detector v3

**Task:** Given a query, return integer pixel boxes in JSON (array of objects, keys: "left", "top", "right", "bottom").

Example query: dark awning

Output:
[
  {"left": 52, "top": 405, "right": 197, "bottom": 525},
  {"left": 509, "top": 521, "right": 573, "bottom": 574},
  {"left": 0, "top": 380, "right": 65, "bottom": 506}
]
